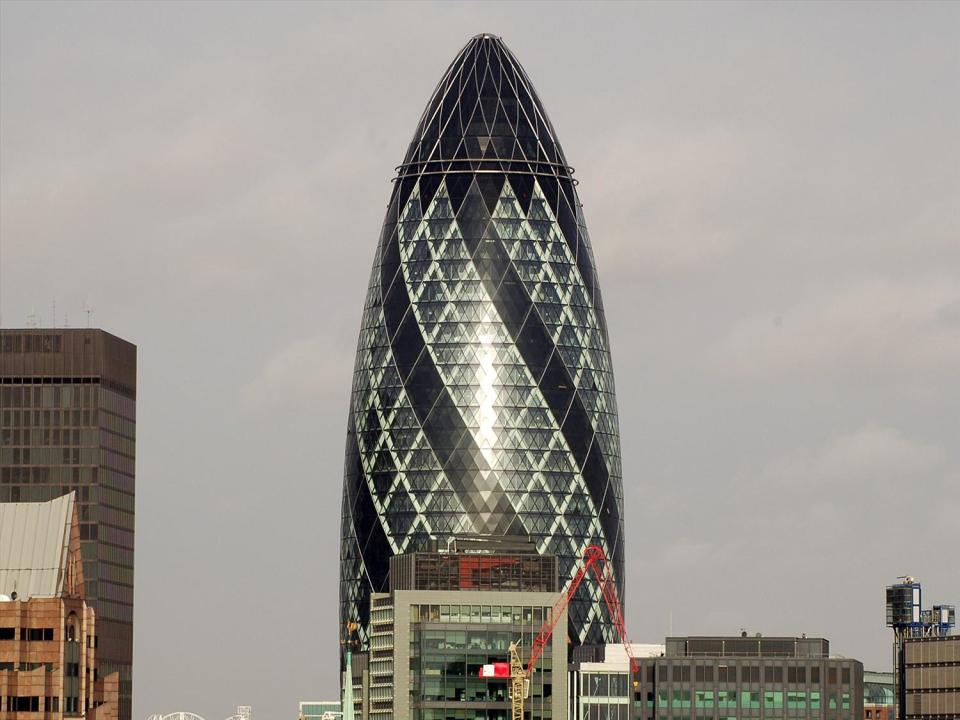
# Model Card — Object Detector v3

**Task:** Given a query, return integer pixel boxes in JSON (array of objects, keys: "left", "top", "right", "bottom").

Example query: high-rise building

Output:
[
  {"left": 1, "top": 329, "right": 136, "bottom": 720},
  {"left": 0, "top": 492, "right": 119, "bottom": 719},
  {"left": 340, "top": 33, "right": 624, "bottom": 650}
]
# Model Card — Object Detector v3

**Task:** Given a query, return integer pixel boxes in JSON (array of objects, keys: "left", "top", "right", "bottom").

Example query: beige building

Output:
[
  {"left": 0, "top": 492, "right": 118, "bottom": 719},
  {"left": 903, "top": 635, "right": 959, "bottom": 719}
]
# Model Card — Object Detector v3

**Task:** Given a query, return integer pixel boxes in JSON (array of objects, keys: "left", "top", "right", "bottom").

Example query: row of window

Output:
[
  {"left": 1, "top": 408, "right": 98, "bottom": 428},
  {"left": 411, "top": 604, "right": 551, "bottom": 626},
  {"left": 0, "top": 627, "right": 55, "bottom": 641},
  {"left": 648, "top": 689, "right": 850, "bottom": 711},
  {"left": 582, "top": 703, "right": 629, "bottom": 720},
  {"left": 0, "top": 662, "right": 54, "bottom": 671},
  {"left": 1, "top": 696, "right": 60, "bottom": 712},
  {"left": 639, "top": 664, "right": 850, "bottom": 686}
]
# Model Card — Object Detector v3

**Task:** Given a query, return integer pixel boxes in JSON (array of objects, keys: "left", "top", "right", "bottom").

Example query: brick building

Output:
[{"left": 0, "top": 492, "right": 118, "bottom": 718}]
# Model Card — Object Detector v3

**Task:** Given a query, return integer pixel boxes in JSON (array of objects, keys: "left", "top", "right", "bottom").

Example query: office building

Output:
[
  {"left": 358, "top": 537, "right": 567, "bottom": 720},
  {"left": 1, "top": 328, "right": 136, "bottom": 719},
  {"left": 885, "top": 577, "right": 956, "bottom": 720},
  {"left": 0, "top": 493, "right": 119, "bottom": 719},
  {"left": 340, "top": 32, "right": 626, "bottom": 651},
  {"left": 570, "top": 635, "right": 863, "bottom": 720},
  {"left": 902, "top": 635, "right": 959, "bottom": 719}
]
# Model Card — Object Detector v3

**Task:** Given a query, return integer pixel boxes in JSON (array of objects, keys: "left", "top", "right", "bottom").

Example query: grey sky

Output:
[{"left": 1, "top": 1, "right": 958, "bottom": 719}]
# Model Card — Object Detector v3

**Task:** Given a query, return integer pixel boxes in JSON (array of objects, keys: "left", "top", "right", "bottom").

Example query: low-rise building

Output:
[
  {"left": 571, "top": 634, "right": 863, "bottom": 720},
  {"left": 0, "top": 493, "right": 119, "bottom": 719},
  {"left": 299, "top": 701, "right": 341, "bottom": 720},
  {"left": 863, "top": 670, "right": 893, "bottom": 720}
]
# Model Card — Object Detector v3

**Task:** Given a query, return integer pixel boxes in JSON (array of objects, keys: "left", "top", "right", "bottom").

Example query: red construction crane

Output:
[{"left": 478, "top": 545, "right": 638, "bottom": 720}]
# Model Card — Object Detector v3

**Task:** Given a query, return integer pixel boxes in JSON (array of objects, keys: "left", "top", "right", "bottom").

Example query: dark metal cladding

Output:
[{"left": 340, "top": 34, "right": 624, "bottom": 651}]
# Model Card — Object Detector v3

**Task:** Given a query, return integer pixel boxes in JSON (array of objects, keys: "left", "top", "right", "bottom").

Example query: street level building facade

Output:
[
  {"left": 1, "top": 329, "right": 136, "bottom": 720},
  {"left": 570, "top": 635, "right": 863, "bottom": 720},
  {"left": 359, "top": 538, "right": 567, "bottom": 720},
  {"left": 340, "top": 33, "right": 625, "bottom": 651},
  {"left": 0, "top": 493, "right": 119, "bottom": 719}
]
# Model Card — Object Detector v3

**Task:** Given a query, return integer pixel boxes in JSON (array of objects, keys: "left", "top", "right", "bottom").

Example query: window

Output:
[
  {"left": 811, "top": 667, "right": 820, "bottom": 684},
  {"left": 787, "top": 691, "right": 806, "bottom": 710},
  {"left": 741, "top": 691, "right": 760, "bottom": 709},
  {"left": 0, "top": 628, "right": 13, "bottom": 640},
  {"left": 694, "top": 691, "right": 714, "bottom": 708},
  {"left": 764, "top": 691, "right": 784, "bottom": 709}
]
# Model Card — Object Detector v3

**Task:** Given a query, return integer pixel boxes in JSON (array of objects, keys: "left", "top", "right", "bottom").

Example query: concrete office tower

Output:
[
  {"left": 340, "top": 34, "right": 625, "bottom": 648},
  {"left": 0, "top": 329, "right": 136, "bottom": 720}
]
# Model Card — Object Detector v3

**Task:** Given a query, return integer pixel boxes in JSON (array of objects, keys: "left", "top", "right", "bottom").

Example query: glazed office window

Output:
[
  {"left": 694, "top": 691, "right": 714, "bottom": 708},
  {"left": 764, "top": 691, "right": 784, "bottom": 709},
  {"left": 842, "top": 692, "right": 850, "bottom": 710},
  {"left": 787, "top": 691, "right": 806, "bottom": 709},
  {"left": 810, "top": 691, "right": 821, "bottom": 709},
  {"left": 717, "top": 690, "right": 737, "bottom": 708},
  {"left": 671, "top": 689, "right": 690, "bottom": 708},
  {"left": 657, "top": 690, "right": 668, "bottom": 708},
  {"left": 741, "top": 691, "right": 761, "bottom": 709}
]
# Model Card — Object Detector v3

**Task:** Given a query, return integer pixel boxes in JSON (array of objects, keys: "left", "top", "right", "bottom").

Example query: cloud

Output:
[
  {"left": 239, "top": 337, "right": 353, "bottom": 412},
  {"left": 708, "top": 275, "right": 960, "bottom": 379},
  {"left": 579, "top": 123, "right": 759, "bottom": 276},
  {"left": 761, "top": 424, "right": 943, "bottom": 492}
]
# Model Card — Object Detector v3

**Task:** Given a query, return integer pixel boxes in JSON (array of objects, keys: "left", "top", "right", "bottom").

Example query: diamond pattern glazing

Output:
[{"left": 340, "top": 35, "right": 624, "bottom": 650}]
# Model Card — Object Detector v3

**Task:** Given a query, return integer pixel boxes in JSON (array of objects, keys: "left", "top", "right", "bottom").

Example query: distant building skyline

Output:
[{"left": 1, "top": 328, "right": 136, "bottom": 720}]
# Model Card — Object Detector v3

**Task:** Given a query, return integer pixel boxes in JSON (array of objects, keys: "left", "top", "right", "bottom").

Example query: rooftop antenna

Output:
[
  {"left": 51, "top": 298, "right": 56, "bottom": 328},
  {"left": 83, "top": 302, "right": 94, "bottom": 328},
  {"left": 26, "top": 309, "right": 39, "bottom": 328}
]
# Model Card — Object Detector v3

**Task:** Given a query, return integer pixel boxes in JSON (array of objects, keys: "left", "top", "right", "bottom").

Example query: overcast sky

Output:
[{"left": 2, "top": 2, "right": 959, "bottom": 719}]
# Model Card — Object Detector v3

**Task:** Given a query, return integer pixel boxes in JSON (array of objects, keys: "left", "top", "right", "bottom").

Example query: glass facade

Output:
[
  {"left": 368, "top": 595, "right": 560, "bottom": 720},
  {"left": 341, "top": 34, "right": 624, "bottom": 650},
  {"left": 0, "top": 329, "right": 136, "bottom": 720}
]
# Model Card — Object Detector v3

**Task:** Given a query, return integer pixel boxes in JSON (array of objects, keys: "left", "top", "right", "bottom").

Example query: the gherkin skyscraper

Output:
[{"left": 340, "top": 34, "right": 624, "bottom": 649}]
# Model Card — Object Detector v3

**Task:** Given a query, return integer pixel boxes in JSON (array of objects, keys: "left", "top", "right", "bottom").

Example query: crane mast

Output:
[{"left": 480, "top": 545, "right": 637, "bottom": 720}]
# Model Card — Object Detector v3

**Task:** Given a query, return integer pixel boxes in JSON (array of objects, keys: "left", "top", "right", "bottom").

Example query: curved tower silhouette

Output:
[{"left": 340, "top": 34, "right": 624, "bottom": 648}]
